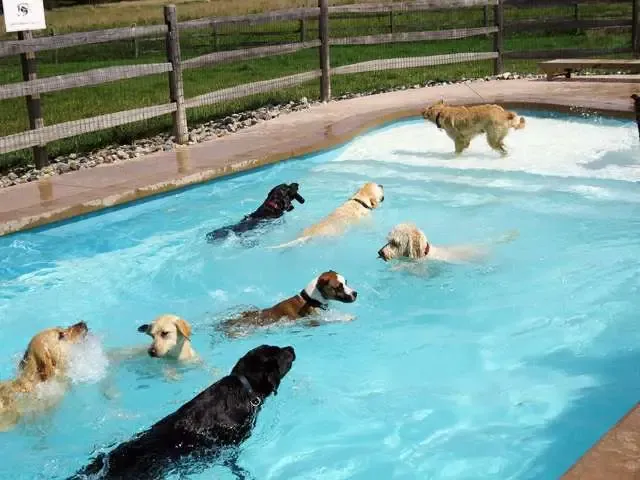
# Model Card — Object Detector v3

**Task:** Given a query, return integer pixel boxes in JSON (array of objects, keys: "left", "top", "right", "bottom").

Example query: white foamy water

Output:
[
  {"left": 324, "top": 115, "right": 639, "bottom": 182},
  {"left": 67, "top": 334, "right": 110, "bottom": 384}
]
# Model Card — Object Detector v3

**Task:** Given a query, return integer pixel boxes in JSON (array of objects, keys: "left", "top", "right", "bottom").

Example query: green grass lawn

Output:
[{"left": 0, "top": 2, "right": 634, "bottom": 168}]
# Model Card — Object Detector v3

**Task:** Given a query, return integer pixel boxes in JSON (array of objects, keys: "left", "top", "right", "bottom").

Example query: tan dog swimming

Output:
[
  {"left": 377, "top": 223, "right": 518, "bottom": 264},
  {"left": 272, "top": 182, "right": 384, "bottom": 248},
  {"left": 0, "top": 321, "right": 88, "bottom": 431},
  {"left": 422, "top": 100, "right": 525, "bottom": 156},
  {"left": 137, "top": 314, "right": 198, "bottom": 362}
]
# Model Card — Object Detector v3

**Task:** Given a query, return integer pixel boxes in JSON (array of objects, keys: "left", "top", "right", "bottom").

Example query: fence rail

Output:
[
  {"left": 0, "top": 63, "right": 173, "bottom": 100},
  {"left": 0, "top": 0, "right": 638, "bottom": 163}
]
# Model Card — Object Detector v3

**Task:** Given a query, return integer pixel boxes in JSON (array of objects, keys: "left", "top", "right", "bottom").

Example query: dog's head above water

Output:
[
  {"left": 421, "top": 99, "right": 447, "bottom": 124},
  {"left": 255, "top": 182, "right": 305, "bottom": 218},
  {"left": 18, "top": 321, "right": 89, "bottom": 383},
  {"left": 230, "top": 344, "right": 296, "bottom": 396},
  {"left": 351, "top": 182, "right": 385, "bottom": 209},
  {"left": 378, "top": 223, "right": 429, "bottom": 261},
  {"left": 303, "top": 270, "right": 358, "bottom": 305},
  {"left": 138, "top": 314, "right": 192, "bottom": 359}
]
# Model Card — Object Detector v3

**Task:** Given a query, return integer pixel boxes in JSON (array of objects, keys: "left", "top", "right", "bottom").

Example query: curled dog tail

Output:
[
  {"left": 507, "top": 112, "right": 526, "bottom": 130},
  {"left": 267, "top": 236, "right": 311, "bottom": 250}
]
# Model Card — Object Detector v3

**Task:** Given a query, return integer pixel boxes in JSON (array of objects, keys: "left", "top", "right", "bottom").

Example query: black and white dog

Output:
[
  {"left": 69, "top": 345, "right": 295, "bottom": 480},
  {"left": 632, "top": 94, "right": 640, "bottom": 141},
  {"left": 206, "top": 183, "right": 305, "bottom": 243}
]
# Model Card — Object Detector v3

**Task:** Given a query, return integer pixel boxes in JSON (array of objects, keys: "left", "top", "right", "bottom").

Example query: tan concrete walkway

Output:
[{"left": 0, "top": 77, "right": 638, "bottom": 477}]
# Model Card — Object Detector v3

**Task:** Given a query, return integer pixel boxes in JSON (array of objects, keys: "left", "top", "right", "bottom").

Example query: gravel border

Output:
[{"left": 0, "top": 72, "right": 542, "bottom": 189}]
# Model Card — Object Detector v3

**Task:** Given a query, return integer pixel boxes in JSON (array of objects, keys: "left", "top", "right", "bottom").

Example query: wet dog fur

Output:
[
  {"left": 220, "top": 271, "right": 357, "bottom": 337},
  {"left": 377, "top": 223, "right": 518, "bottom": 264},
  {"left": 137, "top": 314, "right": 198, "bottom": 362},
  {"left": 206, "top": 183, "right": 305, "bottom": 243},
  {"left": 422, "top": 100, "right": 525, "bottom": 156},
  {"left": 70, "top": 345, "right": 295, "bottom": 480},
  {"left": 0, "top": 322, "right": 88, "bottom": 431},
  {"left": 271, "top": 182, "right": 384, "bottom": 248}
]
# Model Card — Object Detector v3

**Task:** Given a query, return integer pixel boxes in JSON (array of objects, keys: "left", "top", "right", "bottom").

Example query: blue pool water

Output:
[{"left": 1, "top": 111, "right": 639, "bottom": 479}]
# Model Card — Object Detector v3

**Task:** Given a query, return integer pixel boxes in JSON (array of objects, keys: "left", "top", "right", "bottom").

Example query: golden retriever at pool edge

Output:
[
  {"left": 377, "top": 223, "right": 519, "bottom": 264},
  {"left": 271, "top": 182, "right": 384, "bottom": 249},
  {"left": 0, "top": 321, "right": 88, "bottom": 432},
  {"left": 422, "top": 100, "right": 525, "bottom": 156}
]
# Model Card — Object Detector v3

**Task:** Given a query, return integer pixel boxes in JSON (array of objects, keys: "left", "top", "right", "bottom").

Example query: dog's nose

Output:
[
  {"left": 352, "top": 291, "right": 358, "bottom": 299},
  {"left": 377, "top": 248, "right": 387, "bottom": 261},
  {"left": 74, "top": 321, "right": 88, "bottom": 331},
  {"left": 148, "top": 348, "right": 158, "bottom": 357}
]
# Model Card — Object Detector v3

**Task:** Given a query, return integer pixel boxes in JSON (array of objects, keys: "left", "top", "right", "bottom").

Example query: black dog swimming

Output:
[
  {"left": 69, "top": 345, "right": 295, "bottom": 480},
  {"left": 206, "top": 183, "right": 305, "bottom": 243},
  {"left": 632, "top": 94, "right": 640, "bottom": 141}
]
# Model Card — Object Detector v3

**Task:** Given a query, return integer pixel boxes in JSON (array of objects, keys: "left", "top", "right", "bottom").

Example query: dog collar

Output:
[
  {"left": 237, "top": 375, "right": 262, "bottom": 408},
  {"left": 424, "top": 242, "right": 430, "bottom": 257},
  {"left": 435, "top": 112, "right": 443, "bottom": 129},
  {"left": 350, "top": 198, "right": 371, "bottom": 210},
  {"left": 300, "top": 289, "right": 328, "bottom": 310}
]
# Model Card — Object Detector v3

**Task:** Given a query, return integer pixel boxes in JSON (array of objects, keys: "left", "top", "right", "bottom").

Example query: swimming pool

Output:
[{"left": 0, "top": 110, "right": 638, "bottom": 479}]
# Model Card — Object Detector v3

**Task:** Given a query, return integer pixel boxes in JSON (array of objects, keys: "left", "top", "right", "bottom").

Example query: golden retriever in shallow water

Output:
[
  {"left": 422, "top": 100, "right": 525, "bottom": 156},
  {"left": 377, "top": 223, "right": 518, "bottom": 264},
  {"left": 0, "top": 321, "right": 88, "bottom": 431},
  {"left": 271, "top": 182, "right": 385, "bottom": 248}
]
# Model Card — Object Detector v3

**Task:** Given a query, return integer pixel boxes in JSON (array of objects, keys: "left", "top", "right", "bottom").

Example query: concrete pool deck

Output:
[{"left": 0, "top": 77, "right": 639, "bottom": 478}]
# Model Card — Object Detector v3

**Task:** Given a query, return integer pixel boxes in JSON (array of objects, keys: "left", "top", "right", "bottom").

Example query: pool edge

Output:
[
  {"left": 1, "top": 79, "right": 637, "bottom": 239},
  {"left": 561, "top": 402, "right": 640, "bottom": 480}
]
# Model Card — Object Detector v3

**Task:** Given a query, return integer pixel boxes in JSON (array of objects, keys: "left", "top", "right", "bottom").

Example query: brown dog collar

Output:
[
  {"left": 424, "top": 243, "right": 430, "bottom": 257},
  {"left": 350, "top": 198, "right": 371, "bottom": 210}
]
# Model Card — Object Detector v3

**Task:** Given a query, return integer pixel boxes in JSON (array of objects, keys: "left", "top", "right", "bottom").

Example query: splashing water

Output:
[{"left": 66, "top": 334, "right": 110, "bottom": 384}]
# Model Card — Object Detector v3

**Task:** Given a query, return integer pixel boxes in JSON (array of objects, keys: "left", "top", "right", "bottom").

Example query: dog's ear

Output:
[
  {"left": 174, "top": 318, "right": 192, "bottom": 340},
  {"left": 265, "top": 361, "right": 282, "bottom": 396},
  {"left": 137, "top": 324, "right": 150, "bottom": 334},
  {"left": 20, "top": 345, "right": 56, "bottom": 382},
  {"left": 410, "top": 231, "right": 423, "bottom": 258}
]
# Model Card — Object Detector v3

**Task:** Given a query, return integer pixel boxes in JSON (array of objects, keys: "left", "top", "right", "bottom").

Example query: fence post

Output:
[
  {"left": 493, "top": 0, "right": 504, "bottom": 75},
  {"left": 484, "top": 5, "right": 490, "bottom": 38},
  {"left": 633, "top": 0, "right": 639, "bottom": 58},
  {"left": 318, "top": 0, "right": 331, "bottom": 102},
  {"left": 164, "top": 4, "right": 188, "bottom": 144},
  {"left": 18, "top": 31, "right": 48, "bottom": 168},
  {"left": 389, "top": 7, "right": 394, "bottom": 34},
  {"left": 299, "top": 18, "right": 306, "bottom": 42},
  {"left": 132, "top": 23, "right": 139, "bottom": 58},
  {"left": 49, "top": 28, "right": 58, "bottom": 64}
]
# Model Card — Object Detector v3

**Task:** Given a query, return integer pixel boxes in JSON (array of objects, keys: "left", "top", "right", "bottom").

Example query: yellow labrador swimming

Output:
[
  {"left": 271, "top": 182, "right": 385, "bottom": 248},
  {"left": 137, "top": 314, "right": 198, "bottom": 362},
  {"left": 0, "top": 322, "right": 88, "bottom": 431},
  {"left": 377, "top": 223, "right": 518, "bottom": 264}
]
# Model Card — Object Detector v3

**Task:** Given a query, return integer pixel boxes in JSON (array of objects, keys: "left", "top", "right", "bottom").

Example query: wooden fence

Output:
[{"left": 0, "top": 0, "right": 638, "bottom": 166}]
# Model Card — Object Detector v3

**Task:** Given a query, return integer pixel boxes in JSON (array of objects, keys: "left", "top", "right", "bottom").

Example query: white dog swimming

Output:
[{"left": 377, "top": 223, "right": 518, "bottom": 264}]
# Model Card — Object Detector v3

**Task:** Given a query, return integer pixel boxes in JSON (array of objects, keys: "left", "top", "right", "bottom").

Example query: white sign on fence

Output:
[{"left": 2, "top": 0, "right": 46, "bottom": 32}]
